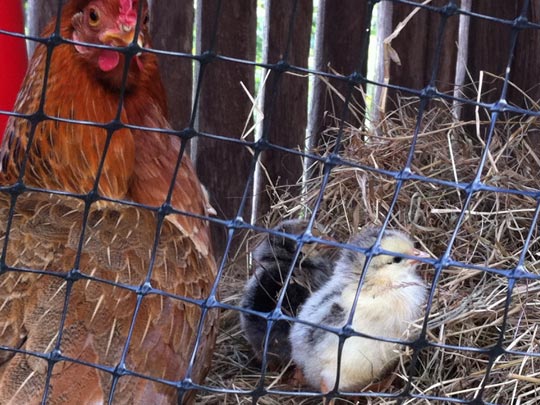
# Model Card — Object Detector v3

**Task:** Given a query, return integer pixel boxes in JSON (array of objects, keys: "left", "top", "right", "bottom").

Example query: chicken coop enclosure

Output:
[{"left": 0, "top": 0, "right": 540, "bottom": 404}]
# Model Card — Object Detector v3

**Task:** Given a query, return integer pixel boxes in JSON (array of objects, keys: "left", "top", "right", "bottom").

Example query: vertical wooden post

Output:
[
  {"left": 150, "top": 0, "right": 194, "bottom": 130},
  {"left": 508, "top": 1, "right": 540, "bottom": 105},
  {"left": 461, "top": 1, "right": 517, "bottom": 139},
  {"left": 452, "top": 0, "right": 471, "bottom": 119},
  {"left": 465, "top": 1, "right": 516, "bottom": 105},
  {"left": 506, "top": 1, "right": 540, "bottom": 150},
  {"left": 372, "top": 1, "right": 393, "bottom": 126},
  {"left": 27, "top": 0, "right": 58, "bottom": 55},
  {"left": 256, "top": 0, "right": 313, "bottom": 221},
  {"left": 195, "top": 0, "right": 257, "bottom": 257},
  {"left": 386, "top": 1, "right": 459, "bottom": 104},
  {"left": 308, "top": 0, "right": 368, "bottom": 157}
]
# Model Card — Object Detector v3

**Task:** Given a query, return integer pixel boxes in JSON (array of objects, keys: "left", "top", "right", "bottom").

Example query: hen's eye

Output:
[
  {"left": 89, "top": 8, "right": 100, "bottom": 26},
  {"left": 143, "top": 14, "right": 149, "bottom": 25},
  {"left": 392, "top": 257, "right": 403, "bottom": 264}
]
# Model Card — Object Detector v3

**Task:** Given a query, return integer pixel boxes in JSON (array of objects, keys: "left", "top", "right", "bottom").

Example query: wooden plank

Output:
[
  {"left": 387, "top": 0, "right": 459, "bottom": 105},
  {"left": 509, "top": 1, "right": 540, "bottom": 106},
  {"left": 464, "top": 1, "right": 516, "bottom": 105},
  {"left": 508, "top": 1, "right": 540, "bottom": 150},
  {"left": 461, "top": 1, "right": 517, "bottom": 137},
  {"left": 150, "top": 0, "right": 194, "bottom": 130},
  {"left": 308, "top": 0, "right": 368, "bottom": 156},
  {"left": 195, "top": 0, "right": 257, "bottom": 257},
  {"left": 257, "top": 0, "right": 313, "bottom": 220},
  {"left": 27, "top": 0, "right": 58, "bottom": 55}
]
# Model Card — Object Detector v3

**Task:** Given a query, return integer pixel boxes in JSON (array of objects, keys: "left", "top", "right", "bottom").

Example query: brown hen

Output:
[{"left": 0, "top": 0, "right": 217, "bottom": 403}]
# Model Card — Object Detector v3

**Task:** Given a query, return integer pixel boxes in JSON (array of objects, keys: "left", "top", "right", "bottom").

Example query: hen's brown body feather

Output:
[
  {"left": 0, "top": 0, "right": 217, "bottom": 403},
  {"left": 0, "top": 192, "right": 217, "bottom": 404},
  {"left": 1, "top": 22, "right": 135, "bottom": 198}
]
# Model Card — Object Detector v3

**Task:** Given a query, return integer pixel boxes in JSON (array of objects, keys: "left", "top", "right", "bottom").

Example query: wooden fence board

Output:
[
  {"left": 308, "top": 0, "right": 368, "bottom": 159},
  {"left": 509, "top": 1, "right": 540, "bottom": 103},
  {"left": 150, "top": 0, "right": 194, "bottom": 130},
  {"left": 387, "top": 0, "right": 459, "bottom": 104},
  {"left": 256, "top": 0, "right": 313, "bottom": 220},
  {"left": 465, "top": 1, "right": 516, "bottom": 105},
  {"left": 27, "top": 0, "right": 57, "bottom": 55},
  {"left": 461, "top": 0, "right": 516, "bottom": 138},
  {"left": 195, "top": 0, "right": 257, "bottom": 256},
  {"left": 509, "top": 1, "right": 540, "bottom": 149}
]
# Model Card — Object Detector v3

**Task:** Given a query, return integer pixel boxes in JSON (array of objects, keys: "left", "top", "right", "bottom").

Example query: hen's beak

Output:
[
  {"left": 100, "top": 26, "right": 144, "bottom": 48},
  {"left": 409, "top": 248, "right": 431, "bottom": 264},
  {"left": 100, "top": 27, "right": 135, "bottom": 47}
]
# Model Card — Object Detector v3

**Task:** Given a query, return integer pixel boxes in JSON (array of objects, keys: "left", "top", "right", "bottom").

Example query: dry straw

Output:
[{"left": 201, "top": 94, "right": 540, "bottom": 404}]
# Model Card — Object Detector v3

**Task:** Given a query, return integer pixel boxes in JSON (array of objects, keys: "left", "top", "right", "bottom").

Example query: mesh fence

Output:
[{"left": 0, "top": 0, "right": 539, "bottom": 404}]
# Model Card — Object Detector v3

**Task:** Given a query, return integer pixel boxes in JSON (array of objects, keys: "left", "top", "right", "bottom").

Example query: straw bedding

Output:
[{"left": 200, "top": 97, "right": 540, "bottom": 404}]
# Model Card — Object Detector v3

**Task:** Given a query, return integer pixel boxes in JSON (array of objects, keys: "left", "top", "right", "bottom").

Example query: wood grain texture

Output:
[
  {"left": 27, "top": 0, "right": 61, "bottom": 55},
  {"left": 388, "top": 0, "right": 459, "bottom": 101},
  {"left": 150, "top": 0, "right": 194, "bottom": 130},
  {"left": 257, "top": 0, "right": 313, "bottom": 220},
  {"left": 508, "top": 1, "right": 540, "bottom": 106},
  {"left": 308, "top": 0, "right": 368, "bottom": 156},
  {"left": 461, "top": 1, "right": 516, "bottom": 138},
  {"left": 195, "top": 0, "right": 257, "bottom": 257},
  {"left": 465, "top": 0, "right": 516, "bottom": 102},
  {"left": 512, "top": 0, "right": 540, "bottom": 150}
]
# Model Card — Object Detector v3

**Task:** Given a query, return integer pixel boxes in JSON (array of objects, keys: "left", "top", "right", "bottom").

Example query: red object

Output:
[{"left": 0, "top": 0, "right": 28, "bottom": 139}]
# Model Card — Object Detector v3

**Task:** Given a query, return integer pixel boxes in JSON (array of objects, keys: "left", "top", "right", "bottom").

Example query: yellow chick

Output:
[{"left": 289, "top": 226, "right": 430, "bottom": 393}]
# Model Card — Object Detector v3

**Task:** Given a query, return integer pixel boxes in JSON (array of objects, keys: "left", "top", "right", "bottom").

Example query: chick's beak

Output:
[{"left": 409, "top": 248, "right": 431, "bottom": 264}]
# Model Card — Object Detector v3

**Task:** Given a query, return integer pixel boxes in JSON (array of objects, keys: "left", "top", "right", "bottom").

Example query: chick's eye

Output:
[
  {"left": 88, "top": 8, "right": 100, "bottom": 25},
  {"left": 392, "top": 256, "right": 403, "bottom": 264}
]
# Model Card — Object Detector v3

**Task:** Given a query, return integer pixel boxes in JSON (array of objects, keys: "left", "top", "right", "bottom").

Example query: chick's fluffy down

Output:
[{"left": 290, "top": 228, "right": 428, "bottom": 391}]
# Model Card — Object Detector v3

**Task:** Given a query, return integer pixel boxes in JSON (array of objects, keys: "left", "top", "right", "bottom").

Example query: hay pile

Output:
[{"left": 201, "top": 97, "right": 540, "bottom": 404}]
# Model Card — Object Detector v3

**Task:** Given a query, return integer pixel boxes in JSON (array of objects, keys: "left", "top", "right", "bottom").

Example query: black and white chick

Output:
[
  {"left": 240, "top": 219, "right": 338, "bottom": 369},
  {"left": 289, "top": 226, "right": 430, "bottom": 393}
]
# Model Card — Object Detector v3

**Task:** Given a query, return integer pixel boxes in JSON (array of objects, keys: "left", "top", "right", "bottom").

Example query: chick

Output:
[
  {"left": 240, "top": 219, "right": 338, "bottom": 369},
  {"left": 289, "top": 226, "right": 430, "bottom": 393}
]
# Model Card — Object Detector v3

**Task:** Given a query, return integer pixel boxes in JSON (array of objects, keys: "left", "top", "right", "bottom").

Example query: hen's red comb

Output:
[{"left": 118, "top": 0, "right": 138, "bottom": 26}]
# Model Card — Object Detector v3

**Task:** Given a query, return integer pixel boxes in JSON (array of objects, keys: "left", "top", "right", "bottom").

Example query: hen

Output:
[{"left": 0, "top": 0, "right": 217, "bottom": 403}]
